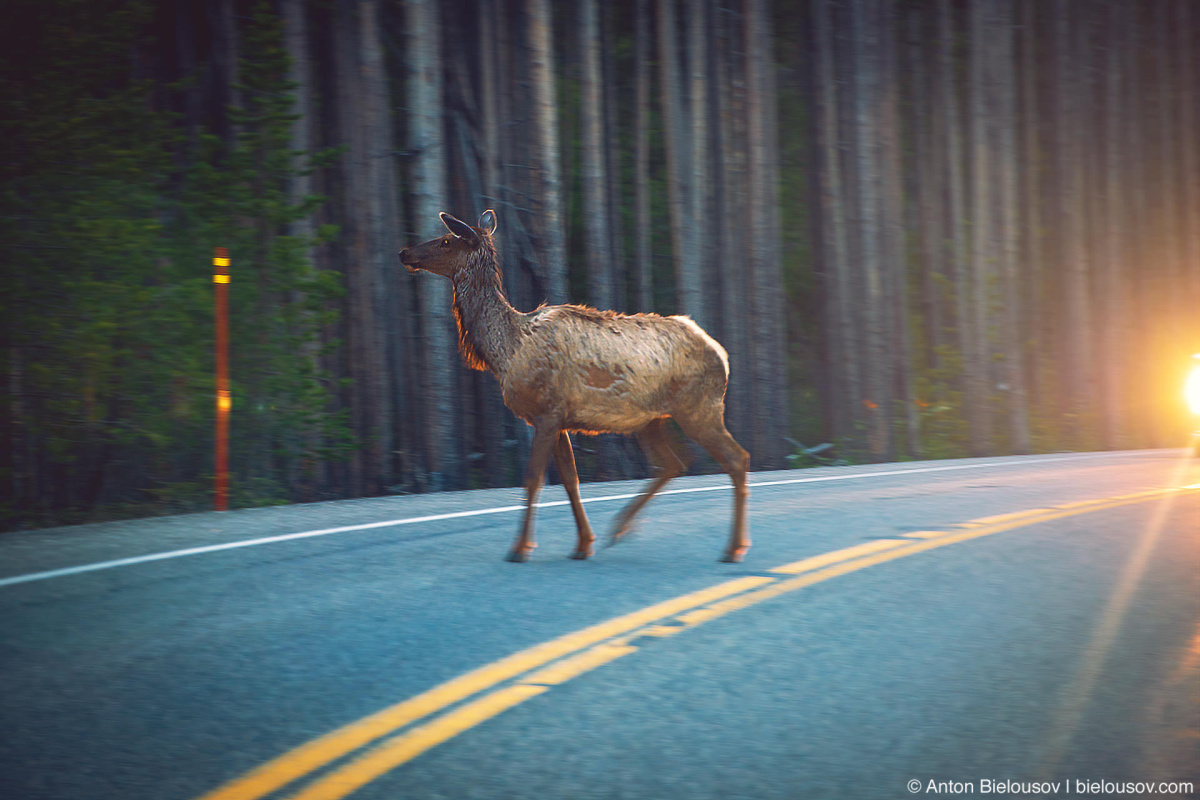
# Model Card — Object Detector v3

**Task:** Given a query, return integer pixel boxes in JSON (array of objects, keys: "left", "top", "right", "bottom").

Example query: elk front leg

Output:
[
  {"left": 507, "top": 424, "right": 559, "bottom": 563},
  {"left": 554, "top": 432, "right": 595, "bottom": 559}
]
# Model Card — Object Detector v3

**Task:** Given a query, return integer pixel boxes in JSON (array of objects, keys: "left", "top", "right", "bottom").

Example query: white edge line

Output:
[{"left": 0, "top": 452, "right": 1132, "bottom": 589}]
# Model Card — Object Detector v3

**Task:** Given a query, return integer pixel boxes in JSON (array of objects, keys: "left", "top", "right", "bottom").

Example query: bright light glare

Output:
[{"left": 1187, "top": 363, "right": 1200, "bottom": 415}]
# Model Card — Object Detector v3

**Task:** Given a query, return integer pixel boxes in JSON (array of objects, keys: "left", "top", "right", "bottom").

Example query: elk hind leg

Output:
[
  {"left": 555, "top": 432, "right": 595, "bottom": 559},
  {"left": 609, "top": 417, "right": 688, "bottom": 546},
  {"left": 675, "top": 411, "right": 750, "bottom": 562},
  {"left": 507, "top": 424, "right": 558, "bottom": 563}
]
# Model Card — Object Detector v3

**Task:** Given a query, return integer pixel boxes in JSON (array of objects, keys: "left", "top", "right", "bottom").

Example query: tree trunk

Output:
[
  {"left": 745, "top": 0, "right": 786, "bottom": 467},
  {"left": 601, "top": 4, "right": 626, "bottom": 314},
  {"left": 659, "top": 0, "right": 694, "bottom": 326},
  {"left": 528, "top": 0, "right": 568, "bottom": 305},
  {"left": 359, "top": 0, "right": 398, "bottom": 492},
  {"left": 965, "top": 0, "right": 993, "bottom": 456},
  {"left": 210, "top": 0, "right": 240, "bottom": 145},
  {"left": 283, "top": 0, "right": 312, "bottom": 247},
  {"left": 812, "top": 0, "right": 856, "bottom": 447},
  {"left": 1054, "top": 0, "right": 1092, "bottom": 445},
  {"left": 939, "top": 0, "right": 970, "bottom": 451},
  {"left": 995, "top": 0, "right": 1030, "bottom": 454},
  {"left": 1097, "top": 0, "right": 1124, "bottom": 450},
  {"left": 405, "top": 0, "right": 455, "bottom": 491},
  {"left": 880, "top": 1, "right": 914, "bottom": 458},
  {"left": 1180, "top": 0, "right": 1200, "bottom": 336},
  {"left": 717, "top": 2, "right": 750, "bottom": 444},
  {"left": 687, "top": 0, "right": 712, "bottom": 332},
  {"left": 849, "top": 0, "right": 888, "bottom": 460},
  {"left": 334, "top": 0, "right": 369, "bottom": 494},
  {"left": 1018, "top": 0, "right": 1045, "bottom": 442},
  {"left": 910, "top": 2, "right": 943, "bottom": 392},
  {"left": 580, "top": 0, "right": 614, "bottom": 312},
  {"left": 281, "top": 0, "right": 323, "bottom": 497},
  {"left": 634, "top": 0, "right": 653, "bottom": 313},
  {"left": 657, "top": 0, "right": 696, "bottom": 321}
]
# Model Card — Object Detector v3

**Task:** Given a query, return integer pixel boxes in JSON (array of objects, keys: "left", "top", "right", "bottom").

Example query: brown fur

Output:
[{"left": 399, "top": 210, "right": 750, "bottom": 563}]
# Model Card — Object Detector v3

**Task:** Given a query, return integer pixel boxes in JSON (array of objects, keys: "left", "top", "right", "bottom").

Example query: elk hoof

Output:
[
  {"left": 505, "top": 549, "right": 532, "bottom": 563},
  {"left": 719, "top": 549, "right": 746, "bottom": 564},
  {"left": 608, "top": 521, "right": 633, "bottom": 548},
  {"left": 568, "top": 548, "right": 592, "bottom": 560}
]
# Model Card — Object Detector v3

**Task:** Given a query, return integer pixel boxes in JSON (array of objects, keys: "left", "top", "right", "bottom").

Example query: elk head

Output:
[{"left": 399, "top": 210, "right": 497, "bottom": 277}]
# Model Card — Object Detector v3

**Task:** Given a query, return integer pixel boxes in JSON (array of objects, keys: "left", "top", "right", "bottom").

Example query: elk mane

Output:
[{"left": 451, "top": 238, "right": 504, "bottom": 373}]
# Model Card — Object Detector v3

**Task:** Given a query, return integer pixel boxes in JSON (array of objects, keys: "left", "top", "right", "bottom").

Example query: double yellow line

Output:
[{"left": 197, "top": 485, "right": 1195, "bottom": 800}]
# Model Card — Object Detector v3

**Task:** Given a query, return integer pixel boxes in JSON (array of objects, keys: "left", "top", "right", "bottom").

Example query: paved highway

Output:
[{"left": 1, "top": 451, "right": 1197, "bottom": 800}]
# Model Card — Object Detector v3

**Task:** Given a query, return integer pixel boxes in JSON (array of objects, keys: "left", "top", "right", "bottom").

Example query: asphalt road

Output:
[{"left": 1, "top": 450, "right": 1197, "bottom": 800}]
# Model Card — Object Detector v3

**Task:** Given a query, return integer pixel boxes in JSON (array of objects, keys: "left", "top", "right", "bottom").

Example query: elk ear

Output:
[
  {"left": 440, "top": 211, "right": 479, "bottom": 245},
  {"left": 478, "top": 209, "right": 497, "bottom": 236}
]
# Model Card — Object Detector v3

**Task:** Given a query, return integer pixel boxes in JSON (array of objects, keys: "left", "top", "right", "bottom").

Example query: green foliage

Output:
[
  {"left": 2, "top": 0, "right": 183, "bottom": 523},
  {"left": 912, "top": 345, "right": 971, "bottom": 460},
  {"left": 167, "top": 0, "right": 354, "bottom": 507},
  {"left": 0, "top": 0, "right": 348, "bottom": 529}
]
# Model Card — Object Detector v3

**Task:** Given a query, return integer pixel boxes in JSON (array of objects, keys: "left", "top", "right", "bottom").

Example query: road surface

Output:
[{"left": 1, "top": 450, "right": 1197, "bottom": 800}]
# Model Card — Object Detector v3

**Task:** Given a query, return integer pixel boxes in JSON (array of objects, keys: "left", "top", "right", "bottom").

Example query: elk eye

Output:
[{"left": 440, "top": 238, "right": 451, "bottom": 248}]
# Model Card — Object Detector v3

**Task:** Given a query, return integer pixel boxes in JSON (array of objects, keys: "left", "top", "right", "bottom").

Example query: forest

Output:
[{"left": 2, "top": 0, "right": 1198, "bottom": 530}]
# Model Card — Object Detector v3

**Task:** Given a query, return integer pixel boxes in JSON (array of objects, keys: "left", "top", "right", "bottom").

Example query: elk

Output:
[{"left": 399, "top": 210, "right": 749, "bottom": 563}]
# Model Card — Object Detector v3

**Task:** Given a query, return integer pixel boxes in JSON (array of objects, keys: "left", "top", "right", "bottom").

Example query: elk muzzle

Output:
[{"left": 398, "top": 248, "right": 422, "bottom": 274}]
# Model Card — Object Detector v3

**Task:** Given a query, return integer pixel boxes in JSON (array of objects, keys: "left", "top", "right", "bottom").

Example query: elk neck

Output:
[{"left": 450, "top": 242, "right": 521, "bottom": 375}]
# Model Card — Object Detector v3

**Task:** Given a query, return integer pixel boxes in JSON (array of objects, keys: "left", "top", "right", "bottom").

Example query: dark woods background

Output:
[{"left": 2, "top": 0, "right": 1198, "bottom": 530}]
